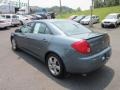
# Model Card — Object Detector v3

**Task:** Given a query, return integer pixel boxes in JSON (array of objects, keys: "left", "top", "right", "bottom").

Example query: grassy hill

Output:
[{"left": 57, "top": 6, "right": 120, "bottom": 21}]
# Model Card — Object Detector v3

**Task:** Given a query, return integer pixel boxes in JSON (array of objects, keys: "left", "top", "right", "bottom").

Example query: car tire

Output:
[
  {"left": 101, "top": 24, "right": 105, "bottom": 28},
  {"left": 11, "top": 38, "right": 18, "bottom": 51},
  {"left": 20, "top": 21, "right": 23, "bottom": 25},
  {"left": 46, "top": 53, "right": 65, "bottom": 78},
  {"left": 114, "top": 23, "right": 117, "bottom": 28}
]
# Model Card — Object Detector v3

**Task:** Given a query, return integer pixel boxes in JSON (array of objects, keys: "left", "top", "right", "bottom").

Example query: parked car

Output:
[
  {"left": 0, "top": 14, "right": 20, "bottom": 26},
  {"left": 24, "top": 15, "right": 34, "bottom": 20},
  {"left": 0, "top": 16, "right": 11, "bottom": 29},
  {"left": 17, "top": 15, "right": 31, "bottom": 25},
  {"left": 11, "top": 19, "right": 111, "bottom": 78},
  {"left": 68, "top": 15, "right": 78, "bottom": 20},
  {"left": 31, "top": 14, "right": 43, "bottom": 20},
  {"left": 35, "top": 8, "right": 55, "bottom": 19},
  {"left": 101, "top": 13, "right": 120, "bottom": 28},
  {"left": 80, "top": 15, "right": 99, "bottom": 25},
  {"left": 73, "top": 15, "right": 86, "bottom": 23}
]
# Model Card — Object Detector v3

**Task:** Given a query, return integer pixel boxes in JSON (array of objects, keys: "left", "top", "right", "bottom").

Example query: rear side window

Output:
[
  {"left": 33, "top": 23, "right": 51, "bottom": 34},
  {"left": 6, "top": 15, "right": 11, "bottom": 19},
  {"left": 12, "top": 15, "right": 17, "bottom": 18}
]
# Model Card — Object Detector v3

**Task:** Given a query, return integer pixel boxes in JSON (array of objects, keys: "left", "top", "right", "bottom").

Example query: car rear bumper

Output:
[
  {"left": 63, "top": 47, "right": 112, "bottom": 74},
  {"left": 80, "top": 21, "right": 89, "bottom": 25}
]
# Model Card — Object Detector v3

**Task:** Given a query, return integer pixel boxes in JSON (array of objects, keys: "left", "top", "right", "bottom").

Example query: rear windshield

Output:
[{"left": 52, "top": 21, "right": 91, "bottom": 35}]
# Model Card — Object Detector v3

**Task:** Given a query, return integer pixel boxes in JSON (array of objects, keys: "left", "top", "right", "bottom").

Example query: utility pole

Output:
[
  {"left": 59, "top": 0, "right": 62, "bottom": 15},
  {"left": 89, "top": 0, "right": 94, "bottom": 27},
  {"left": 19, "top": 0, "right": 20, "bottom": 9},
  {"left": 28, "top": 0, "right": 30, "bottom": 14}
]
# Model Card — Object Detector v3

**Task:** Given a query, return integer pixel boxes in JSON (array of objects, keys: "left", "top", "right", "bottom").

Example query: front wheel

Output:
[
  {"left": 46, "top": 54, "right": 65, "bottom": 78},
  {"left": 11, "top": 38, "right": 18, "bottom": 51}
]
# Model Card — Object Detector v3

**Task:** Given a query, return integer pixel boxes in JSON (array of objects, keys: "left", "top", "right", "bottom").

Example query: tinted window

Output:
[
  {"left": 12, "top": 15, "right": 17, "bottom": 18},
  {"left": 6, "top": 15, "right": 11, "bottom": 19},
  {"left": 52, "top": 21, "right": 91, "bottom": 35},
  {"left": 117, "top": 14, "right": 120, "bottom": 19}
]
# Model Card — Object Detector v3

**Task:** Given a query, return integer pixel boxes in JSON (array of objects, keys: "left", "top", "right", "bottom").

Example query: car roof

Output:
[
  {"left": 33, "top": 19, "right": 71, "bottom": 23},
  {"left": 0, "top": 14, "right": 16, "bottom": 16}
]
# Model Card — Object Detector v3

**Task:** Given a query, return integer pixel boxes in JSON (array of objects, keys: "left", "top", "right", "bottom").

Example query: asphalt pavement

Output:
[{"left": 0, "top": 24, "right": 120, "bottom": 90}]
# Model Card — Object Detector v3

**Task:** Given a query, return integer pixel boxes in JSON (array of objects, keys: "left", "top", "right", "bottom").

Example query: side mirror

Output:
[{"left": 15, "top": 29, "right": 21, "bottom": 33}]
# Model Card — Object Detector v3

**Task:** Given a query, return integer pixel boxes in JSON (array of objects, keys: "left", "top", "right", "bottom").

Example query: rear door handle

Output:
[{"left": 42, "top": 39, "right": 47, "bottom": 42}]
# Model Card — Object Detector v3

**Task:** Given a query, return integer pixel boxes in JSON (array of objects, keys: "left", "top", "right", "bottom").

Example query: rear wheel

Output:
[
  {"left": 101, "top": 24, "right": 105, "bottom": 28},
  {"left": 46, "top": 54, "right": 65, "bottom": 78},
  {"left": 11, "top": 38, "right": 18, "bottom": 51},
  {"left": 114, "top": 23, "right": 117, "bottom": 28},
  {"left": 20, "top": 21, "right": 23, "bottom": 25}
]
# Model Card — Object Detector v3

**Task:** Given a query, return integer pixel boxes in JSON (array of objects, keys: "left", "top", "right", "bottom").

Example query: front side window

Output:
[{"left": 20, "top": 23, "right": 33, "bottom": 33}]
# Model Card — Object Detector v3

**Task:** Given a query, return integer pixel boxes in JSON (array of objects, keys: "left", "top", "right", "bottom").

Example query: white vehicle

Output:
[
  {"left": 0, "top": 16, "right": 11, "bottom": 29},
  {"left": 17, "top": 15, "right": 31, "bottom": 25},
  {"left": 80, "top": 15, "right": 99, "bottom": 25},
  {"left": 0, "top": 14, "right": 20, "bottom": 26},
  {"left": 101, "top": 13, "right": 120, "bottom": 28}
]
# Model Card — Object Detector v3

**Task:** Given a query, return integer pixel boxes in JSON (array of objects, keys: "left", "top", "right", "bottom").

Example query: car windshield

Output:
[
  {"left": 52, "top": 21, "right": 91, "bottom": 35},
  {"left": 84, "top": 16, "right": 91, "bottom": 19},
  {"left": 74, "top": 16, "right": 84, "bottom": 21},
  {"left": 106, "top": 15, "right": 117, "bottom": 19}
]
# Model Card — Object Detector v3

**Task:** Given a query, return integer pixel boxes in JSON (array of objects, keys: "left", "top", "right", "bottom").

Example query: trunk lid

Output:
[{"left": 70, "top": 32, "right": 110, "bottom": 55}]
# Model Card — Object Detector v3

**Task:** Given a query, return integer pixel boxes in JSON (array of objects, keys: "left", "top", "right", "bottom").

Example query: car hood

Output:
[
  {"left": 102, "top": 19, "right": 117, "bottom": 23},
  {"left": 70, "top": 32, "right": 103, "bottom": 40}
]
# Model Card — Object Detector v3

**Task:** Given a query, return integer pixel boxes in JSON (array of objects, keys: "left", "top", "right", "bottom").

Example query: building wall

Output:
[{"left": 0, "top": 0, "right": 27, "bottom": 8}]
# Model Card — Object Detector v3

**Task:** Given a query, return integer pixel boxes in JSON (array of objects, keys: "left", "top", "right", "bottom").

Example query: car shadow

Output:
[
  {"left": 13, "top": 50, "right": 114, "bottom": 90},
  {"left": 0, "top": 27, "right": 10, "bottom": 31}
]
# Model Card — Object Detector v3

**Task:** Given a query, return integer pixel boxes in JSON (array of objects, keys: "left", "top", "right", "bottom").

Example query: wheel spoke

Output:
[
  {"left": 56, "top": 65, "right": 60, "bottom": 71},
  {"left": 48, "top": 56, "right": 61, "bottom": 76}
]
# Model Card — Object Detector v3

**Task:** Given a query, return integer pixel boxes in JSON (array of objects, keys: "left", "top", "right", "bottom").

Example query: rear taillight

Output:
[{"left": 71, "top": 39, "right": 91, "bottom": 54}]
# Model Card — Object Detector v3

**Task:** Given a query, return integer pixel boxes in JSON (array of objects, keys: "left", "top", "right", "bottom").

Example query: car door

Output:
[
  {"left": 14, "top": 23, "right": 34, "bottom": 49},
  {"left": 26, "top": 22, "right": 52, "bottom": 61}
]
